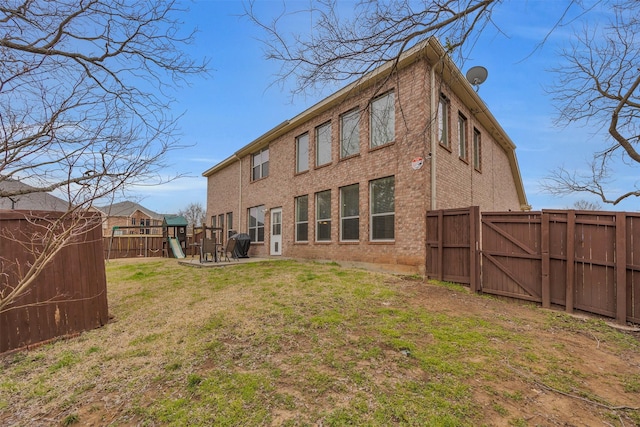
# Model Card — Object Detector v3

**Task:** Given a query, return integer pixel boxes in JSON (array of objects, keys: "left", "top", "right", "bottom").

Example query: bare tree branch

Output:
[
  {"left": 0, "top": 0, "right": 208, "bottom": 311},
  {"left": 244, "top": 0, "right": 500, "bottom": 97},
  {"left": 546, "top": 2, "right": 640, "bottom": 205}
]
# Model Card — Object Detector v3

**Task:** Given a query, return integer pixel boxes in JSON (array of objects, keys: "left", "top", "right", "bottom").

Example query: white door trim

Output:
[{"left": 270, "top": 207, "right": 283, "bottom": 256}]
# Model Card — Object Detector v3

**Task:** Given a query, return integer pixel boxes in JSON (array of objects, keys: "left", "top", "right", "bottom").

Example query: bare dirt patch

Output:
[{"left": 403, "top": 279, "right": 640, "bottom": 425}]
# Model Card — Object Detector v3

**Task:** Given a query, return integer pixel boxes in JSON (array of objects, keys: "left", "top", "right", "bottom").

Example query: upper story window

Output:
[
  {"left": 315, "top": 190, "right": 331, "bottom": 241},
  {"left": 295, "top": 195, "right": 309, "bottom": 242},
  {"left": 252, "top": 147, "right": 269, "bottom": 181},
  {"left": 340, "top": 184, "right": 359, "bottom": 241},
  {"left": 370, "top": 91, "right": 395, "bottom": 148},
  {"left": 438, "top": 94, "right": 450, "bottom": 148},
  {"left": 473, "top": 128, "right": 482, "bottom": 171},
  {"left": 340, "top": 109, "right": 360, "bottom": 158},
  {"left": 295, "top": 132, "right": 309, "bottom": 173},
  {"left": 458, "top": 113, "right": 468, "bottom": 161},
  {"left": 370, "top": 176, "right": 395, "bottom": 241},
  {"left": 248, "top": 205, "right": 265, "bottom": 243},
  {"left": 315, "top": 121, "right": 332, "bottom": 167}
]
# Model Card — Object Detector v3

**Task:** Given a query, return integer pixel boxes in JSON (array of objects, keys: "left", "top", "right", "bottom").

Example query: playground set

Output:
[
  {"left": 106, "top": 215, "right": 189, "bottom": 260},
  {"left": 105, "top": 216, "right": 250, "bottom": 262}
]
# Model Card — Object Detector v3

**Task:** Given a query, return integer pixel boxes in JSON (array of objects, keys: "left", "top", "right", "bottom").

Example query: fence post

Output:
[
  {"left": 616, "top": 212, "right": 627, "bottom": 324},
  {"left": 566, "top": 210, "right": 575, "bottom": 314},
  {"left": 437, "top": 210, "right": 444, "bottom": 281},
  {"left": 541, "top": 211, "right": 550, "bottom": 308},
  {"left": 470, "top": 206, "right": 480, "bottom": 293}
]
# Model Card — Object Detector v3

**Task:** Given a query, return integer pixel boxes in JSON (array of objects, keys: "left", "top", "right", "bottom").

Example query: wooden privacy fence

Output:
[
  {"left": 1, "top": 211, "right": 109, "bottom": 354},
  {"left": 104, "top": 235, "right": 202, "bottom": 259},
  {"left": 426, "top": 207, "right": 640, "bottom": 325},
  {"left": 104, "top": 235, "right": 165, "bottom": 259}
]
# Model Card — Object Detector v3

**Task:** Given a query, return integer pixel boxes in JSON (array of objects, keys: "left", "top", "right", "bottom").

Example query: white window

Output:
[
  {"left": 296, "top": 133, "right": 309, "bottom": 173},
  {"left": 252, "top": 148, "right": 269, "bottom": 181},
  {"left": 370, "top": 91, "right": 395, "bottom": 148},
  {"left": 340, "top": 184, "right": 359, "bottom": 241},
  {"left": 340, "top": 109, "right": 360, "bottom": 158},
  {"left": 370, "top": 176, "right": 395, "bottom": 241},
  {"left": 226, "top": 212, "right": 233, "bottom": 235},
  {"left": 248, "top": 205, "right": 265, "bottom": 242},
  {"left": 316, "top": 122, "right": 332, "bottom": 166},
  {"left": 438, "top": 95, "right": 450, "bottom": 148},
  {"left": 473, "top": 128, "right": 482, "bottom": 171},
  {"left": 315, "top": 190, "right": 331, "bottom": 241},
  {"left": 458, "top": 113, "right": 468, "bottom": 161},
  {"left": 295, "top": 195, "right": 308, "bottom": 242}
]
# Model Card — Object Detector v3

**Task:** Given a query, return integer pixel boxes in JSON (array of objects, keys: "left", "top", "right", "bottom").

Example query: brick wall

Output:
[{"left": 206, "top": 54, "right": 523, "bottom": 273}]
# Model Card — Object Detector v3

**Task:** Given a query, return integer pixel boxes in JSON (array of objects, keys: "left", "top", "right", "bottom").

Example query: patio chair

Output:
[
  {"left": 218, "top": 237, "right": 237, "bottom": 262},
  {"left": 201, "top": 238, "right": 216, "bottom": 262}
]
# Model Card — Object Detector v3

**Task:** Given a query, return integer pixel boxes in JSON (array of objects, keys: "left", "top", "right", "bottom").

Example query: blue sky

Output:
[{"left": 132, "top": 0, "right": 638, "bottom": 214}]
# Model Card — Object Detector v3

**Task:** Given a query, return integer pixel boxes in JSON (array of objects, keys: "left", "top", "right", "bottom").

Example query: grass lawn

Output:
[{"left": 1, "top": 258, "right": 639, "bottom": 426}]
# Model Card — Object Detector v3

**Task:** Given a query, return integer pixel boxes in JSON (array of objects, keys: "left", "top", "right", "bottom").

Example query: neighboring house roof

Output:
[
  {"left": 163, "top": 215, "right": 188, "bottom": 227},
  {"left": 96, "top": 201, "right": 163, "bottom": 220},
  {"left": 202, "top": 36, "right": 530, "bottom": 211},
  {"left": 0, "top": 178, "right": 69, "bottom": 212}
]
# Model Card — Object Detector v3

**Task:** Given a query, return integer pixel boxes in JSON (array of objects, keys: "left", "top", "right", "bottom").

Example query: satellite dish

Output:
[{"left": 466, "top": 66, "right": 488, "bottom": 90}]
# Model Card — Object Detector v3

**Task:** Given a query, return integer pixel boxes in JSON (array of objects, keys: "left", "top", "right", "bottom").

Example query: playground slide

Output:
[{"left": 168, "top": 237, "right": 185, "bottom": 259}]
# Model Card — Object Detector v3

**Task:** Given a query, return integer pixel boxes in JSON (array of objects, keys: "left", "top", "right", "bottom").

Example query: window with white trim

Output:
[
  {"left": 340, "top": 109, "right": 360, "bottom": 158},
  {"left": 340, "top": 184, "right": 359, "bottom": 241},
  {"left": 370, "top": 176, "right": 395, "bottom": 241},
  {"left": 458, "top": 113, "right": 468, "bottom": 161},
  {"left": 315, "top": 190, "right": 331, "bottom": 241},
  {"left": 251, "top": 148, "right": 269, "bottom": 181},
  {"left": 438, "top": 94, "right": 450, "bottom": 148},
  {"left": 296, "top": 132, "right": 309, "bottom": 173},
  {"left": 295, "top": 195, "right": 308, "bottom": 242},
  {"left": 226, "top": 212, "right": 233, "bottom": 232},
  {"left": 248, "top": 205, "right": 265, "bottom": 242},
  {"left": 473, "top": 128, "right": 482, "bottom": 171},
  {"left": 370, "top": 91, "right": 395, "bottom": 148},
  {"left": 316, "top": 122, "right": 332, "bottom": 166}
]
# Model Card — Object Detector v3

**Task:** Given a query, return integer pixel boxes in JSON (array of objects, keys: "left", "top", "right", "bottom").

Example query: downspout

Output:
[
  {"left": 238, "top": 157, "right": 242, "bottom": 233},
  {"left": 430, "top": 63, "right": 437, "bottom": 210}
]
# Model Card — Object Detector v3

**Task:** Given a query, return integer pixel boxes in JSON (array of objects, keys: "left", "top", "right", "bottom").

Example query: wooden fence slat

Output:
[
  {"left": 616, "top": 212, "right": 627, "bottom": 324},
  {"left": 541, "top": 211, "right": 550, "bottom": 308},
  {"left": 565, "top": 210, "right": 575, "bottom": 315},
  {"left": 438, "top": 210, "right": 444, "bottom": 281},
  {"left": 470, "top": 206, "right": 480, "bottom": 293}
]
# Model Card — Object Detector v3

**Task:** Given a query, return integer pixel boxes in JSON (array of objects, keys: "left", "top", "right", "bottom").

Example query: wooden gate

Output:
[
  {"left": 426, "top": 207, "right": 480, "bottom": 292},
  {"left": 481, "top": 211, "right": 543, "bottom": 303}
]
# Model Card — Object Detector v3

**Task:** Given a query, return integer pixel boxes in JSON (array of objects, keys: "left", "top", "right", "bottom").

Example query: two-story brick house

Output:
[
  {"left": 97, "top": 201, "right": 164, "bottom": 237},
  {"left": 203, "top": 37, "right": 530, "bottom": 273}
]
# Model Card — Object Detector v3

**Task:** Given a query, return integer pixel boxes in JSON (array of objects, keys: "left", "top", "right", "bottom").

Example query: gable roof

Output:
[
  {"left": 203, "top": 37, "right": 529, "bottom": 210},
  {"left": 0, "top": 178, "right": 69, "bottom": 212},
  {"left": 96, "top": 201, "right": 162, "bottom": 219}
]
